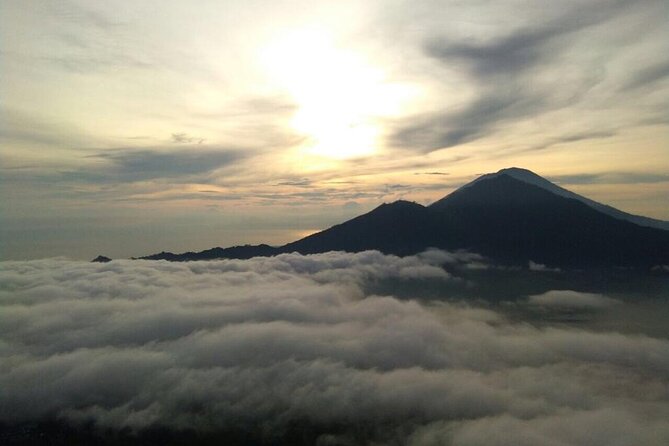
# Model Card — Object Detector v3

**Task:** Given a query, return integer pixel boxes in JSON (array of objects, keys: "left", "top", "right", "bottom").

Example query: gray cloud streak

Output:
[
  {"left": 528, "top": 290, "right": 621, "bottom": 309},
  {"left": 394, "top": 91, "right": 549, "bottom": 151},
  {"left": 550, "top": 171, "right": 669, "bottom": 185},
  {"left": 390, "top": 0, "right": 667, "bottom": 153},
  {"left": 63, "top": 148, "right": 248, "bottom": 183},
  {"left": 621, "top": 60, "right": 669, "bottom": 91}
]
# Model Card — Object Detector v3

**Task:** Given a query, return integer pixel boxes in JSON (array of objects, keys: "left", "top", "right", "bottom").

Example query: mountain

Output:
[
  {"left": 138, "top": 244, "right": 278, "bottom": 261},
  {"left": 139, "top": 168, "right": 669, "bottom": 268},
  {"left": 438, "top": 167, "right": 669, "bottom": 231},
  {"left": 280, "top": 200, "right": 431, "bottom": 256},
  {"left": 425, "top": 173, "right": 669, "bottom": 267},
  {"left": 91, "top": 255, "right": 112, "bottom": 263}
]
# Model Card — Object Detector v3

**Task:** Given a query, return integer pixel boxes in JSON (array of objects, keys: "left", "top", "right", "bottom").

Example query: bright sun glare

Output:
[{"left": 261, "top": 28, "right": 414, "bottom": 160}]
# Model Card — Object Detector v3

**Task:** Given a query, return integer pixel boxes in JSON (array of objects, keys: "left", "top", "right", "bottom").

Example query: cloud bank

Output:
[
  {"left": 1, "top": 251, "right": 668, "bottom": 445},
  {"left": 528, "top": 290, "right": 622, "bottom": 309}
]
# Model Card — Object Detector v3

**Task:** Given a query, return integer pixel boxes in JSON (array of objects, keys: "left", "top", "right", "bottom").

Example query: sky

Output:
[{"left": 1, "top": 0, "right": 668, "bottom": 260}]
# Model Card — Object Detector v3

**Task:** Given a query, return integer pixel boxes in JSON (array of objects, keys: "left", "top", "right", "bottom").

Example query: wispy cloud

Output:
[
  {"left": 528, "top": 290, "right": 621, "bottom": 309},
  {"left": 171, "top": 133, "right": 205, "bottom": 144},
  {"left": 53, "top": 0, "right": 123, "bottom": 31},
  {"left": 621, "top": 60, "right": 669, "bottom": 91},
  {"left": 522, "top": 130, "right": 617, "bottom": 153},
  {"left": 0, "top": 106, "right": 93, "bottom": 148},
  {"left": 393, "top": 90, "right": 550, "bottom": 151},
  {"left": 550, "top": 171, "right": 669, "bottom": 185},
  {"left": 276, "top": 178, "right": 313, "bottom": 187},
  {"left": 39, "top": 1, "right": 152, "bottom": 74},
  {"left": 415, "top": 172, "right": 450, "bottom": 176},
  {"left": 390, "top": 0, "right": 668, "bottom": 153},
  {"left": 63, "top": 148, "right": 248, "bottom": 183}
]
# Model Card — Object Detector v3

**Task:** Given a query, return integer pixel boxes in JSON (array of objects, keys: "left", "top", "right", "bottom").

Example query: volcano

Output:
[{"left": 140, "top": 168, "right": 669, "bottom": 268}]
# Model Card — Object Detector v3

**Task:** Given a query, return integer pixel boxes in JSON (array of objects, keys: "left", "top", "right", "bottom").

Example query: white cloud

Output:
[
  {"left": 528, "top": 260, "right": 561, "bottom": 272},
  {"left": 528, "top": 290, "right": 621, "bottom": 309},
  {"left": 410, "top": 408, "right": 669, "bottom": 446},
  {"left": 1, "top": 251, "right": 668, "bottom": 445}
]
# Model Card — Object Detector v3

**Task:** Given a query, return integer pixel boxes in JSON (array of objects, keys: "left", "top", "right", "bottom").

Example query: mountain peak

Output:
[
  {"left": 377, "top": 200, "right": 425, "bottom": 210},
  {"left": 431, "top": 172, "right": 561, "bottom": 209},
  {"left": 137, "top": 166, "right": 669, "bottom": 267},
  {"left": 467, "top": 167, "right": 548, "bottom": 190},
  {"left": 497, "top": 166, "right": 542, "bottom": 177},
  {"left": 430, "top": 167, "right": 669, "bottom": 231}
]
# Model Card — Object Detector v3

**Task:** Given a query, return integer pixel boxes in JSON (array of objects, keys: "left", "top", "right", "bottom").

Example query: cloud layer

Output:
[
  {"left": 528, "top": 290, "right": 622, "bottom": 309},
  {"left": 1, "top": 251, "right": 669, "bottom": 445}
]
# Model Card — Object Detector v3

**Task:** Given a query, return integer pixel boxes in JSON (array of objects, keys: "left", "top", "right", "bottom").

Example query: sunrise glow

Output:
[{"left": 260, "top": 28, "right": 415, "bottom": 159}]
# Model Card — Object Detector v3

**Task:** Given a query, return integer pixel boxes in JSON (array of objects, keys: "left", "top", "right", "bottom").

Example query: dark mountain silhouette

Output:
[
  {"left": 91, "top": 255, "right": 112, "bottom": 263},
  {"left": 138, "top": 244, "right": 278, "bottom": 261},
  {"left": 425, "top": 173, "right": 669, "bottom": 267},
  {"left": 281, "top": 200, "right": 431, "bottom": 256},
  {"left": 139, "top": 168, "right": 669, "bottom": 268},
  {"left": 449, "top": 167, "right": 669, "bottom": 231}
]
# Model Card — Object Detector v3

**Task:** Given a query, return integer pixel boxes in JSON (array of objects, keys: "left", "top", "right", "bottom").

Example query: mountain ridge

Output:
[{"left": 134, "top": 168, "right": 669, "bottom": 268}]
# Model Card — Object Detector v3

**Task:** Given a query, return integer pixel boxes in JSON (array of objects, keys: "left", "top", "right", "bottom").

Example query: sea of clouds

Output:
[{"left": 1, "top": 250, "right": 669, "bottom": 445}]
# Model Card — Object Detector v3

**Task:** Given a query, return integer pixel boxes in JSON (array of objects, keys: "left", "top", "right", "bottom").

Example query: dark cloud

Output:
[
  {"left": 171, "top": 133, "right": 205, "bottom": 144},
  {"left": 425, "top": 24, "right": 575, "bottom": 79},
  {"left": 1, "top": 251, "right": 669, "bottom": 444},
  {"left": 393, "top": 90, "right": 548, "bottom": 151},
  {"left": 63, "top": 148, "right": 247, "bottom": 183},
  {"left": 549, "top": 171, "right": 669, "bottom": 185},
  {"left": 390, "top": 0, "right": 664, "bottom": 152},
  {"left": 415, "top": 172, "right": 450, "bottom": 176},
  {"left": 422, "top": 0, "right": 633, "bottom": 77},
  {"left": 549, "top": 131, "right": 617, "bottom": 145},
  {"left": 277, "top": 178, "right": 312, "bottom": 187},
  {"left": 514, "top": 130, "right": 617, "bottom": 154},
  {"left": 621, "top": 60, "right": 669, "bottom": 91}
]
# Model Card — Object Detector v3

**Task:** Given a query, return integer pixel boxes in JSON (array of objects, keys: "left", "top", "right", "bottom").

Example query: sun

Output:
[{"left": 260, "top": 28, "right": 413, "bottom": 160}]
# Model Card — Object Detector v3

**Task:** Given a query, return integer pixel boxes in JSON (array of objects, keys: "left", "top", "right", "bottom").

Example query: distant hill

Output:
[
  {"left": 138, "top": 168, "right": 669, "bottom": 268},
  {"left": 137, "top": 244, "right": 278, "bottom": 261},
  {"left": 91, "top": 255, "right": 112, "bottom": 263}
]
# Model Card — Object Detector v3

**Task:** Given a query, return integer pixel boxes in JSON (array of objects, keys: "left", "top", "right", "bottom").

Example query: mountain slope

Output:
[
  {"left": 280, "top": 173, "right": 669, "bottom": 268},
  {"left": 433, "top": 167, "right": 669, "bottom": 231},
  {"left": 426, "top": 173, "right": 669, "bottom": 267},
  {"left": 137, "top": 168, "right": 669, "bottom": 268},
  {"left": 280, "top": 200, "right": 432, "bottom": 256}
]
